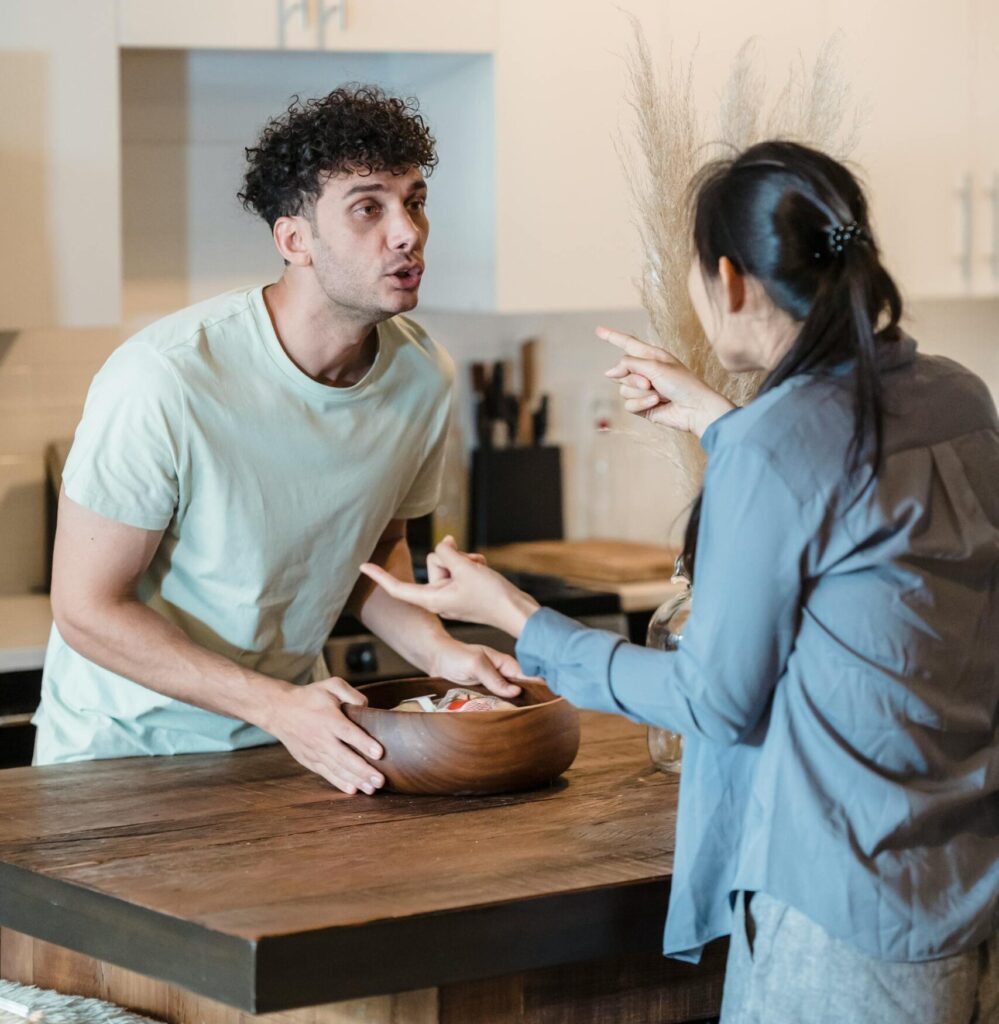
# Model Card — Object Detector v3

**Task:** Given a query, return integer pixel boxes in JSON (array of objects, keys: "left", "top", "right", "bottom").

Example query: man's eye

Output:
[
  {"left": 409, "top": 198, "right": 426, "bottom": 212},
  {"left": 356, "top": 204, "right": 379, "bottom": 217}
]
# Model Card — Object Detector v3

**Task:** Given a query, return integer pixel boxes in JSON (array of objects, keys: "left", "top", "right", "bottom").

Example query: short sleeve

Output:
[
  {"left": 393, "top": 337, "right": 456, "bottom": 520},
  {"left": 395, "top": 397, "right": 453, "bottom": 520},
  {"left": 62, "top": 342, "right": 183, "bottom": 530}
]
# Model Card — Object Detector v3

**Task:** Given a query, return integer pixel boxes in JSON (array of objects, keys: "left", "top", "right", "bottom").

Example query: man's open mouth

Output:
[{"left": 389, "top": 265, "right": 424, "bottom": 288}]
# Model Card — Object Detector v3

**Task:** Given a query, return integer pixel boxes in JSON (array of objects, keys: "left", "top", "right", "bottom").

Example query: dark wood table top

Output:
[{"left": 0, "top": 712, "right": 677, "bottom": 1013}]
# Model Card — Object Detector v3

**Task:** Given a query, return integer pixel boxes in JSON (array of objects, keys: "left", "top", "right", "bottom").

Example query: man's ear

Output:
[
  {"left": 272, "top": 215, "right": 313, "bottom": 267},
  {"left": 718, "top": 256, "right": 746, "bottom": 314}
]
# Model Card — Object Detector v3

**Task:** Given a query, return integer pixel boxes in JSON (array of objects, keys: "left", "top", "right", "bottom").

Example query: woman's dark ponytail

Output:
[{"left": 680, "top": 141, "right": 903, "bottom": 580}]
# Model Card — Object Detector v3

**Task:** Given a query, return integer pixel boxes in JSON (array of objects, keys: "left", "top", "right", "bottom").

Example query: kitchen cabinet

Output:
[
  {"left": 0, "top": 1, "right": 121, "bottom": 328},
  {"left": 491, "top": 0, "right": 665, "bottom": 312},
  {"left": 823, "top": 0, "right": 976, "bottom": 299},
  {"left": 659, "top": 0, "right": 983, "bottom": 301},
  {"left": 971, "top": 0, "right": 999, "bottom": 296},
  {"left": 658, "top": 0, "right": 827, "bottom": 110},
  {"left": 7, "top": 1, "right": 993, "bottom": 329},
  {"left": 117, "top": 0, "right": 496, "bottom": 53},
  {"left": 118, "top": 0, "right": 655, "bottom": 318}
]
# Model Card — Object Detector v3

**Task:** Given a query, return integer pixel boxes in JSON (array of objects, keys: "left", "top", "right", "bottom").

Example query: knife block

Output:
[{"left": 469, "top": 446, "right": 563, "bottom": 548}]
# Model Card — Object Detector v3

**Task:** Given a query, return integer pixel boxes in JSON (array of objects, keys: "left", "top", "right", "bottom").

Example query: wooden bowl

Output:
[{"left": 344, "top": 678, "right": 580, "bottom": 796}]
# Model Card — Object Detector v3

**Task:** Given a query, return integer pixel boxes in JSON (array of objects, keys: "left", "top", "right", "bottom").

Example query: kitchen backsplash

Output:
[{"left": 1, "top": 298, "right": 997, "bottom": 595}]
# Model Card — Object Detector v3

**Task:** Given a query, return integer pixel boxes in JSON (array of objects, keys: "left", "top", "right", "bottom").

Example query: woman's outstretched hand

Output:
[
  {"left": 598, "top": 326, "right": 735, "bottom": 438},
  {"left": 359, "top": 537, "right": 541, "bottom": 639}
]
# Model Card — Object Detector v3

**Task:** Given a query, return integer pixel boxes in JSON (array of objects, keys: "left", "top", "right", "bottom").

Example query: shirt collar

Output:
[{"left": 700, "top": 335, "right": 919, "bottom": 454}]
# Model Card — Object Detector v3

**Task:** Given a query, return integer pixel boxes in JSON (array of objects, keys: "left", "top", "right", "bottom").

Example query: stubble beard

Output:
[{"left": 313, "top": 238, "right": 418, "bottom": 324}]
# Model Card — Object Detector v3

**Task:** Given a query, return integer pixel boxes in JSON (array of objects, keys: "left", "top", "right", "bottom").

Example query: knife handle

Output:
[{"left": 532, "top": 394, "right": 549, "bottom": 446}]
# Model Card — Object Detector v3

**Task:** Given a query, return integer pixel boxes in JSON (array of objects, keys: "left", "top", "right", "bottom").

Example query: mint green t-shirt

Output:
[{"left": 34, "top": 286, "right": 454, "bottom": 764}]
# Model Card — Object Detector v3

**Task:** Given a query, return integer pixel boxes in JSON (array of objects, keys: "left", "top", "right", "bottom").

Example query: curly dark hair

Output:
[{"left": 239, "top": 84, "right": 438, "bottom": 227}]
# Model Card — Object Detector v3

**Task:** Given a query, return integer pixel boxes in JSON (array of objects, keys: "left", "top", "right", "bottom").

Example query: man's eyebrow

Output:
[
  {"left": 341, "top": 179, "right": 428, "bottom": 200},
  {"left": 342, "top": 183, "right": 387, "bottom": 199}
]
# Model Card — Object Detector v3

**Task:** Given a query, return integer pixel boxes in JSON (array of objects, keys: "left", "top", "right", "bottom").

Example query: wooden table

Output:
[{"left": 0, "top": 713, "right": 726, "bottom": 1023}]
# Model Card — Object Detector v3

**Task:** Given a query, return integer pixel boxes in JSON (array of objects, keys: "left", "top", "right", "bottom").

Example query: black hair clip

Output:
[{"left": 826, "top": 221, "right": 868, "bottom": 256}]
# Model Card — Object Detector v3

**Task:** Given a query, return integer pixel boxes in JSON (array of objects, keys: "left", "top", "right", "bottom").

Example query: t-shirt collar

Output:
[{"left": 248, "top": 285, "right": 388, "bottom": 402}]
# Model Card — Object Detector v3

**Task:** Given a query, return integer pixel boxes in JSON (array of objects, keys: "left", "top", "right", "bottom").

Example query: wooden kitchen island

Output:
[{"left": 0, "top": 713, "right": 726, "bottom": 1023}]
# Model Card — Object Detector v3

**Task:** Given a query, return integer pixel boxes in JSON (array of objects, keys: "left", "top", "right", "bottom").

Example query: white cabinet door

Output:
[
  {"left": 659, "top": 0, "right": 828, "bottom": 127},
  {"left": 118, "top": 0, "right": 496, "bottom": 53},
  {"left": 304, "top": 0, "right": 496, "bottom": 52},
  {"left": 0, "top": 0, "right": 120, "bottom": 328},
  {"left": 493, "top": 0, "right": 666, "bottom": 312},
  {"left": 492, "top": 0, "right": 838, "bottom": 313},
  {"left": 824, "top": 0, "right": 975, "bottom": 299},
  {"left": 661, "top": 0, "right": 974, "bottom": 300},
  {"left": 628, "top": 0, "right": 976, "bottom": 302},
  {"left": 118, "top": 0, "right": 281, "bottom": 49},
  {"left": 971, "top": 0, "right": 999, "bottom": 295}
]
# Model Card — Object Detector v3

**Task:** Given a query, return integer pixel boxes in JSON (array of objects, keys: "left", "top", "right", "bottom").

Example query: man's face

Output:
[{"left": 307, "top": 166, "right": 429, "bottom": 319}]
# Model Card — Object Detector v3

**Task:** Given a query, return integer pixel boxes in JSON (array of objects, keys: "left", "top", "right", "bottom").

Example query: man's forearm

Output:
[
  {"left": 349, "top": 535, "right": 452, "bottom": 673},
  {"left": 55, "top": 599, "right": 292, "bottom": 731}
]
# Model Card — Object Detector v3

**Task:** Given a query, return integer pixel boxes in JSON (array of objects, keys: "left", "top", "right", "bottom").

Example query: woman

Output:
[{"left": 361, "top": 141, "right": 999, "bottom": 1023}]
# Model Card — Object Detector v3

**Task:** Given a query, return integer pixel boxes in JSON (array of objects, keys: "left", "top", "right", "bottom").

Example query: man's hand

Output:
[
  {"left": 266, "top": 677, "right": 386, "bottom": 796},
  {"left": 431, "top": 637, "right": 527, "bottom": 699},
  {"left": 50, "top": 491, "right": 388, "bottom": 796}
]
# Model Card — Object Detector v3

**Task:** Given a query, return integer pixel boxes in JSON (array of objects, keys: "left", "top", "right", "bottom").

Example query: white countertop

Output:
[{"left": 0, "top": 594, "right": 52, "bottom": 672}]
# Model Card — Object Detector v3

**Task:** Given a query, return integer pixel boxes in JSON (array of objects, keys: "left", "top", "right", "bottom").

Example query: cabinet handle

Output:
[
  {"left": 991, "top": 172, "right": 999, "bottom": 283},
  {"left": 278, "top": 0, "right": 314, "bottom": 47},
  {"left": 318, "top": 0, "right": 348, "bottom": 46},
  {"left": 958, "top": 172, "right": 973, "bottom": 286}
]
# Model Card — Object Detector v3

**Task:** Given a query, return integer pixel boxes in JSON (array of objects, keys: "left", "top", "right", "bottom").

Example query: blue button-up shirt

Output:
[{"left": 517, "top": 339, "right": 999, "bottom": 964}]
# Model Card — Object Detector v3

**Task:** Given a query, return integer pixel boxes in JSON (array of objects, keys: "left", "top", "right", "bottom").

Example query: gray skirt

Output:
[{"left": 721, "top": 892, "right": 999, "bottom": 1024}]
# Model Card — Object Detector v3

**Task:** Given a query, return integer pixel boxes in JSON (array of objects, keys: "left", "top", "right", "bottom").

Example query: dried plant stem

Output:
[{"left": 619, "top": 24, "right": 859, "bottom": 497}]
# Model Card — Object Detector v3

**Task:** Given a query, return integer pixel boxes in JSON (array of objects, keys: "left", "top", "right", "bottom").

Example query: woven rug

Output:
[{"left": 0, "top": 980, "right": 164, "bottom": 1024}]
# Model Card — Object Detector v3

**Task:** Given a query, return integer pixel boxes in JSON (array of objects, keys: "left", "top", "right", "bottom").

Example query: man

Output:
[{"left": 33, "top": 86, "right": 522, "bottom": 795}]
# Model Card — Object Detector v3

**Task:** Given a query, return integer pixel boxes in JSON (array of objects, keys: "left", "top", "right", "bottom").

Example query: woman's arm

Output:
[
  {"left": 519, "top": 443, "right": 809, "bottom": 743},
  {"left": 363, "top": 442, "right": 809, "bottom": 746}
]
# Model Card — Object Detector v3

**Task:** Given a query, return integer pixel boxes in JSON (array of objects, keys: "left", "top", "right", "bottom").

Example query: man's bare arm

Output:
[
  {"left": 347, "top": 519, "right": 522, "bottom": 696},
  {"left": 51, "top": 490, "right": 386, "bottom": 794},
  {"left": 345, "top": 518, "right": 451, "bottom": 669}
]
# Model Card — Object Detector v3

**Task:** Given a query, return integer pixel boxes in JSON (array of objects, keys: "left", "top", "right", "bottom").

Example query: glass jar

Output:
[{"left": 646, "top": 555, "right": 691, "bottom": 774}]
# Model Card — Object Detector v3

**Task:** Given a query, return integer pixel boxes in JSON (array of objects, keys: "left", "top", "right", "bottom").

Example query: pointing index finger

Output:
[
  {"left": 359, "top": 563, "right": 447, "bottom": 609},
  {"left": 596, "top": 326, "right": 679, "bottom": 367},
  {"left": 596, "top": 325, "right": 661, "bottom": 358}
]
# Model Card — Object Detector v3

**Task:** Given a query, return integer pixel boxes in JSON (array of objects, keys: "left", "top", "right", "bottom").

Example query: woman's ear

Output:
[
  {"left": 718, "top": 256, "right": 746, "bottom": 314},
  {"left": 272, "top": 215, "right": 314, "bottom": 267}
]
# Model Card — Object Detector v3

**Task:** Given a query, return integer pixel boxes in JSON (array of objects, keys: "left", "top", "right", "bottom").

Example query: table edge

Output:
[{"left": 0, "top": 861, "right": 672, "bottom": 1013}]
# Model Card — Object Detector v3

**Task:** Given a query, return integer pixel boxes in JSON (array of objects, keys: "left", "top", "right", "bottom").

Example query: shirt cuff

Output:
[
  {"left": 515, "top": 606, "right": 627, "bottom": 715},
  {"left": 700, "top": 404, "right": 740, "bottom": 454}
]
